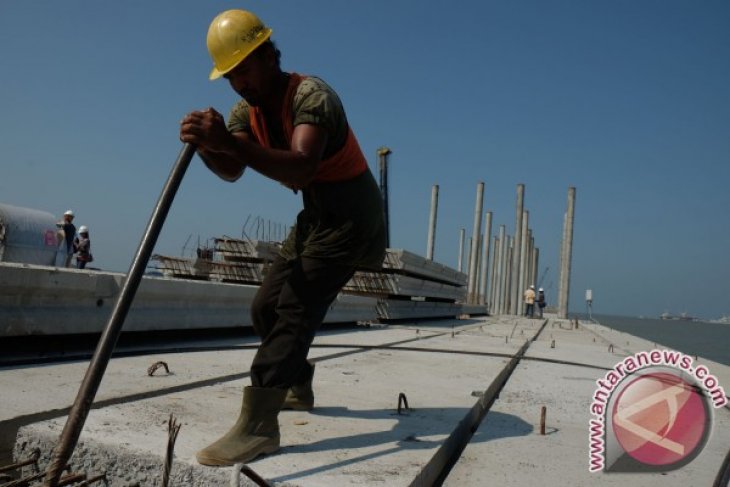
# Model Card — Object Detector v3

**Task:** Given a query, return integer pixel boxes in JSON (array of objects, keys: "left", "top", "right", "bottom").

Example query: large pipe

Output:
[
  {"left": 426, "top": 185, "right": 439, "bottom": 260},
  {"left": 558, "top": 187, "right": 577, "bottom": 319},
  {"left": 377, "top": 147, "right": 392, "bottom": 248},
  {"left": 45, "top": 143, "right": 196, "bottom": 486},
  {"left": 479, "top": 211, "right": 493, "bottom": 305},
  {"left": 510, "top": 184, "right": 525, "bottom": 314},
  {"left": 467, "top": 182, "right": 485, "bottom": 303}
]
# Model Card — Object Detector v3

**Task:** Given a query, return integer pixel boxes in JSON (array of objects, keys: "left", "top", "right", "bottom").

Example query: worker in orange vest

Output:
[{"left": 180, "top": 9, "right": 386, "bottom": 466}]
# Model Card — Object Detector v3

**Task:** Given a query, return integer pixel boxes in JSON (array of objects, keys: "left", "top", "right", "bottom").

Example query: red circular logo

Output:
[{"left": 612, "top": 372, "right": 708, "bottom": 466}]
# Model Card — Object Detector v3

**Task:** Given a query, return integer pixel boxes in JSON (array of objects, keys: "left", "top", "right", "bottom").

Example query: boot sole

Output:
[{"left": 196, "top": 443, "right": 280, "bottom": 467}]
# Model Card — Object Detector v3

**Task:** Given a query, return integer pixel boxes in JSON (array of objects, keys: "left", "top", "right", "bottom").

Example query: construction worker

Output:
[
  {"left": 524, "top": 285, "right": 536, "bottom": 318},
  {"left": 179, "top": 9, "right": 386, "bottom": 466},
  {"left": 56, "top": 210, "right": 76, "bottom": 267},
  {"left": 73, "top": 225, "right": 93, "bottom": 269},
  {"left": 537, "top": 287, "right": 546, "bottom": 318}
]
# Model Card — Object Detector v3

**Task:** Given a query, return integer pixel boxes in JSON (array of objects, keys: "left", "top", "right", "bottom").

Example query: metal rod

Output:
[
  {"left": 56, "top": 473, "right": 86, "bottom": 487},
  {"left": 45, "top": 143, "right": 196, "bottom": 486},
  {"left": 240, "top": 465, "right": 272, "bottom": 487},
  {"left": 0, "top": 449, "right": 39, "bottom": 473},
  {"left": 540, "top": 406, "right": 547, "bottom": 435}
]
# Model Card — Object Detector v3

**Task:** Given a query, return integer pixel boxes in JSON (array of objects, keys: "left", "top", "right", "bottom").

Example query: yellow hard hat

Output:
[{"left": 206, "top": 9, "right": 273, "bottom": 80}]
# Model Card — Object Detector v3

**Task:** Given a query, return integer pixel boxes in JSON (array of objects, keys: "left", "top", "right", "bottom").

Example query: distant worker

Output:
[
  {"left": 179, "top": 9, "right": 386, "bottom": 467},
  {"left": 537, "top": 287, "right": 546, "bottom": 318},
  {"left": 73, "top": 225, "right": 93, "bottom": 269},
  {"left": 56, "top": 210, "right": 76, "bottom": 267},
  {"left": 524, "top": 285, "right": 536, "bottom": 318}
]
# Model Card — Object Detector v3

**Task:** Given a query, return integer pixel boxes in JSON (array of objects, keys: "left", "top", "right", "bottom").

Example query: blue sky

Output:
[{"left": 1, "top": 1, "right": 728, "bottom": 319}]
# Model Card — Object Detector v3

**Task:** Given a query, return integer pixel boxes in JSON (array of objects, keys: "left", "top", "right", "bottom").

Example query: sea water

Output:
[{"left": 587, "top": 314, "right": 730, "bottom": 366}]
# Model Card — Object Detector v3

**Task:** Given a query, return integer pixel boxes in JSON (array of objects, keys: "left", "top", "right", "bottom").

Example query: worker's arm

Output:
[{"left": 180, "top": 108, "right": 326, "bottom": 186}]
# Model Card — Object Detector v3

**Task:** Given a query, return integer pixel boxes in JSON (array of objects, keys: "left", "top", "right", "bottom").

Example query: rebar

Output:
[
  {"left": 75, "top": 473, "right": 106, "bottom": 486},
  {"left": 243, "top": 465, "right": 271, "bottom": 487},
  {"left": 397, "top": 392, "right": 410, "bottom": 414},
  {"left": 162, "top": 414, "right": 181, "bottom": 487},
  {"left": 147, "top": 361, "right": 170, "bottom": 376},
  {"left": 56, "top": 473, "right": 86, "bottom": 486},
  {"left": 0, "top": 449, "right": 40, "bottom": 474},
  {"left": 540, "top": 406, "right": 547, "bottom": 435}
]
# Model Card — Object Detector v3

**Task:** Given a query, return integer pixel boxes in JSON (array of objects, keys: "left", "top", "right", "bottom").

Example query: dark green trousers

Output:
[{"left": 250, "top": 255, "right": 355, "bottom": 388}]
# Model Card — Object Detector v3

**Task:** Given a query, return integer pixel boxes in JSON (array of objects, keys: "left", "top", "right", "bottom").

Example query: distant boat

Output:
[
  {"left": 660, "top": 311, "right": 698, "bottom": 321},
  {"left": 709, "top": 315, "right": 730, "bottom": 325}
]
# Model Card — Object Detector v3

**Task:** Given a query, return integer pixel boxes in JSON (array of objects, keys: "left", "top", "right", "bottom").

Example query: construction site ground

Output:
[{"left": 1, "top": 314, "right": 728, "bottom": 486}]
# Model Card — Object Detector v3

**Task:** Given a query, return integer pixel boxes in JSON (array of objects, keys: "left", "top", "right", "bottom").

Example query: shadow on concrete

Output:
[
  {"left": 271, "top": 407, "right": 532, "bottom": 483},
  {"left": 472, "top": 410, "right": 535, "bottom": 441}
]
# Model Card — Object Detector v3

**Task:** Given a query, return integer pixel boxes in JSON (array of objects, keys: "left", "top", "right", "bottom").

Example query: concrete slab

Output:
[
  {"left": 12, "top": 319, "right": 521, "bottom": 486},
  {"left": 7, "top": 316, "right": 727, "bottom": 485},
  {"left": 446, "top": 319, "right": 730, "bottom": 486}
]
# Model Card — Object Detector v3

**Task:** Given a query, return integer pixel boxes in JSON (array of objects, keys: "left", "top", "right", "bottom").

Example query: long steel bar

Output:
[{"left": 44, "top": 143, "right": 196, "bottom": 486}]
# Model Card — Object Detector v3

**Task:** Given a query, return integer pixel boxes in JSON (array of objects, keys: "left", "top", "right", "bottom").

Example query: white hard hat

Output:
[
  {"left": 539, "top": 288, "right": 544, "bottom": 291},
  {"left": 79, "top": 225, "right": 89, "bottom": 234},
  {"left": 64, "top": 210, "right": 74, "bottom": 217},
  {"left": 530, "top": 285, "right": 535, "bottom": 289}
]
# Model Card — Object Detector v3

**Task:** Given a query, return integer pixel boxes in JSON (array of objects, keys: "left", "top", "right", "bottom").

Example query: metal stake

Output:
[{"left": 45, "top": 143, "right": 196, "bottom": 486}]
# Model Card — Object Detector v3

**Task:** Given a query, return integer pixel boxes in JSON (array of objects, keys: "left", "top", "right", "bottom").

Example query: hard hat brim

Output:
[{"left": 208, "top": 27, "right": 272, "bottom": 81}]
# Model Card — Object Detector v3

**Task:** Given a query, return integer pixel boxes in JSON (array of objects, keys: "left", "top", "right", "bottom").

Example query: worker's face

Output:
[
  {"left": 64, "top": 215, "right": 73, "bottom": 222},
  {"left": 224, "top": 46, "right": 277, "bottom": 107}
]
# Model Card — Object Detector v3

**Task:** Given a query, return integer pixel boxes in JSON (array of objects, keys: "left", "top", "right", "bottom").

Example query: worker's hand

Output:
[{"left": 179, "top": 108, "right": 232, "bottom": 153}]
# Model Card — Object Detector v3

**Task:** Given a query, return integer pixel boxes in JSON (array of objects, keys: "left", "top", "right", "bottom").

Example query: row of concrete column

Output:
[{"left": 424, "top": 182, "right": 576, "bottom": 317}]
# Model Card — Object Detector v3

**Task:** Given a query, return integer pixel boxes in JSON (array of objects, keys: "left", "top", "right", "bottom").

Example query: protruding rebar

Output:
[
  {"left": 147, "top": 361, "right": 170, "bottom": 376},
  {"left": 540, "top": 406, "right": 547, "bottom": 435},
  {"left": 163, "top": 414, "right": 181, "bottom": 487},
  {"left": 0, "top": 449, "right": 40, "bottom": 473},
  {"left": 397, "top": 392, "right": 410, "bottom": 414},
  {"left": 239, "top": 465, "right": 272, "bottom": 487},
  {"left": 75, "top": 473, "right": 107, "bottom": 486},
  {"left": 56, "top": 473, "right": 86, "bottom": 487}
]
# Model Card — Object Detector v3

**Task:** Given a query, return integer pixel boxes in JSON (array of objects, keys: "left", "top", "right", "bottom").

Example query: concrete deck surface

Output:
[
  {"left": 3, "top": 315, "right": 728, "bottom": 486},
  {"left": 445, "top": 319, "right": 730, "bottom": 487}
]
